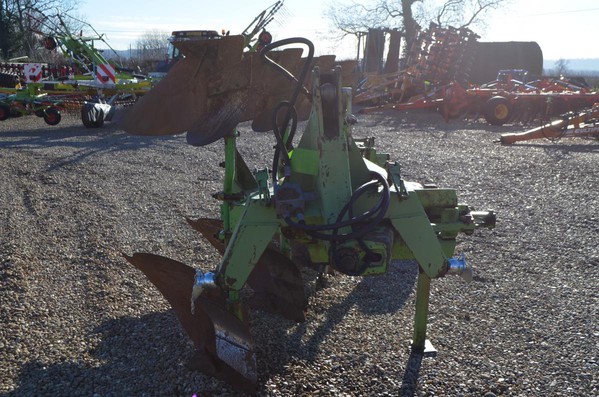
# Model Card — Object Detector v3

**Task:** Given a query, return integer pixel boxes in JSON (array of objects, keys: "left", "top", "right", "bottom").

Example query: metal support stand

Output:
[{"left": 412, "top": 270, "right": 437, "bottom": 356}]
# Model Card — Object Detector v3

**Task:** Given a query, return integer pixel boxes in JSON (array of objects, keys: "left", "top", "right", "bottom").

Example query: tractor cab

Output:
[{"left": 167, "top": 30, "right": 221, "bottom": 62}]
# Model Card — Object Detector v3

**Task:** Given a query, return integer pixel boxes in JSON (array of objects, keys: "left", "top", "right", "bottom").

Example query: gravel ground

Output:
[{"left": 0, "top": 109, "right": 597, "bottom": 397}]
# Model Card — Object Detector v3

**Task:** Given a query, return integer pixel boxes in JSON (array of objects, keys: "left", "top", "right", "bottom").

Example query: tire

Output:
[
  {"left": 0, "top": 104, "right": 10, "bottom": 121},
  {"left": 43, "top": 107, "right": 61, "bottom": 126},
  {"left": 546, "top": 97, "right": 567, "bottom": 117},
  {"left": 82, "top": 115, "right": 104, "bottom": 128},
  {"left": 484, "top": 96, "right": 512, "bottom": 126},
  {"left": 81, "top": 105, "right": 104, "bottom": 128},
  {"left": 90, "top": 118, "right": 104, "bottom": 128}
]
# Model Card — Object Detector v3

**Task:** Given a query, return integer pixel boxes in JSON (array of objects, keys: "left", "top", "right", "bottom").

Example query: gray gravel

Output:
[{"left": 0, "top": 110, "right": 597, "bottom": 397}]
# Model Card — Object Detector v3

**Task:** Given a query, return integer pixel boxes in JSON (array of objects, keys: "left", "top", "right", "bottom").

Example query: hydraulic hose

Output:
[
  {"left": 259, "top": 38, "right": 314, "bottom": 183},
  {"left": 284, "top": 171, "right": 391, "bottom": 242}
]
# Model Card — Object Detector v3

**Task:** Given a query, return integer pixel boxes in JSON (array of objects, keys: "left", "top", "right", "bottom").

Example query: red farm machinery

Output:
[
  {"left": 500, "top": 102, "right": 599, "bottom": 144},
  {"left": 354, "top": 23, "right": 599, "bottom": 126}
]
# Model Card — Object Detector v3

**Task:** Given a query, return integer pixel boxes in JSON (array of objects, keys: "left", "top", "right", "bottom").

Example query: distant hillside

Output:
[
  {"left": 543, "top": 59, "right": 599, "bottom": 75},
  {"left": 100, "top": 49, "right": 133, "bottom": 60}
]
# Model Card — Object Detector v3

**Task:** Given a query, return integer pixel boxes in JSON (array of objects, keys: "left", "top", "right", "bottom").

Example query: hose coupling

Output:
[{"left": 447, "top": 255, "right": 473, "bottom": 283}]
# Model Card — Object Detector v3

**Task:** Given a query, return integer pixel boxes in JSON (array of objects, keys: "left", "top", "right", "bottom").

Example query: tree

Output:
[
  {"left": 553, "top": 58, "right": 569, "bottom": 77},
  {"left": 0, "top": 0, "right": 19, "bottom": 59},
  {"left": 326, "top": 0, "right": 509, "bottom": 58},
  {"left": 131, "top": 29, "right": 169, "bottom": 73},
  {"left": 135, "top": 29, "right": 169, "bottom": 62},
  {"left": 0, "top": 0, "right": 79, "bottom": 60}
]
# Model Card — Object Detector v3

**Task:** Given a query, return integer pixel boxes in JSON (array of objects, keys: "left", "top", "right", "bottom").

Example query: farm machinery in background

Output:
[
  {"left": 354, "top": 23, "right": 479, "bottom": 109},
  {"left": 499, "top": 102, "right": 599, "bottom": 144},
  {"left": 355, "top": 23, "right": 479, "bottom": 106},
  {"left": 0, "top": 83, "right": 64, "bottom": 125},
  {"left": 0, "top": 63, "right": 89, "bottom": 125},
  {"left": 157, "top": 0, "right": 286, "bottom": 76},
  {"left": 354, "top": 23, "right": 599, "bottom": 126},
  {"left": 0, "top": 8, "right": 153, "bottom": 127},
  {"left": 0, "top": 2, "right": 293, "bottom": 128},
  {"left": 120, "top": 32, "right": 496, "bottom": 391},
  {"left": 395, "top": 69, "right": 599, "bottom": 126}
]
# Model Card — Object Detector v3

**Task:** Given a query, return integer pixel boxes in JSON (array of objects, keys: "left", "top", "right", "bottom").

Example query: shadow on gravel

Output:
[
  {"left": 0, "top": 123, "right": 182, "bottom": 149},
  {"left": 355, "top": 108, "right": 526, "bottom": 134},
  {"left": 250, "top": 260, "right": 419, "bottom": 391},
  {"left": 5, "top": 311, "right": 217, "bottom": 397},
  {"left": 6, "top": 263, "right": 421, "bottom": 396},
  {"left": 297, "top": 260, "right": 417, "bottom": 357},
  {"left": 0, "top": 123, "right": 185, "bottom": 171},
  {"left": 400, "top": 352, "right": 424, "bottom": 397},
  {"left": 0, "top": 122, "right": 117, "bottom": 143}
]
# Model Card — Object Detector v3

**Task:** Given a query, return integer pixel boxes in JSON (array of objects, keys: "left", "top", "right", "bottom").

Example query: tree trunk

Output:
[{"left": 401, "top": 0, "right": 420, "bottom": 52}]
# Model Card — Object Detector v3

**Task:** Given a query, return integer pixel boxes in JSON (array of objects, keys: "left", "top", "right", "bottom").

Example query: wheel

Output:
[
  {"left": 0, "top": 104, "right": 10, "bottom": 121},
  {"left": 43, "top": 107, "right": 61, "bottom": 125},
  {"left": 546, "top": 97, "right": 567, "bottom": 117},
  {"left": 484, "top": 96, "right": 512, "bottom": 125},
  {"left": 81, "top": 104, "right": 104, "bottom": 128},
  {"left": 82, "top": 114, "right": 104, "bottom": 128}
]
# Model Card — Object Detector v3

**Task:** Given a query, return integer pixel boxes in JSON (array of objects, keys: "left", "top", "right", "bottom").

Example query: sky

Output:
[{"left": 77, "top": 0, "right": 599, "bottom": 61}]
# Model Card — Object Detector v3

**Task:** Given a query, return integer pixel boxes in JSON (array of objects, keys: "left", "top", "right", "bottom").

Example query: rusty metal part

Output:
[
  {"left": 124, "top": 253, "right": 256, "bottom": 391},
  {"left": 187, "top": 217, "right": 306, "bottom": 321},
  {"left": 121, "top": 33, "right": 350, "bottom": 140},
  {"left": 187, "top": 217, "right": 225, "bottom": 254},
  {"left": 500, "top": 104, "right": 599, "bottom": 144},
  {"left": 121, "top": 35, "right": 314, "bottom": 145},
  {"left": 247, "top": 247, "right": 306, "bottom": 322},
  {"left": 255, "top": 54, "right": 339, "bottom": 129},
  {"left": 250, "top": 47, "right": 311, "bottom": 132},
  {"left": 121, "top": 35, "right": 245, "bottom": 142}
]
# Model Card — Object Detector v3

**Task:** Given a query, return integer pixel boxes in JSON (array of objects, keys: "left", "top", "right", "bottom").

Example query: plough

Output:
[
  {"left": 121, "top": 33, "right": 496, "bottom": 392},
  {"left": 500, "top": 103, "right": 599, "bottom": 144}
]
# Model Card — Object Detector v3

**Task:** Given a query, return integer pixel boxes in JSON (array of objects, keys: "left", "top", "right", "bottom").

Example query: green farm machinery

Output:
[
  {"left": 0, "top": 85, "right": 64, "bottom": 125},
  {"left": 122, "top": 35, "right": 496, "bottom": 391}
]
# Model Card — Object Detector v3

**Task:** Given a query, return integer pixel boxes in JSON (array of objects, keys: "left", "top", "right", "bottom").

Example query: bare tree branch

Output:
[
  {"left": 135, "top": 29, "right": 169, "bottom": 61},
  {"left": 325, "top": 0, "right": 509, "bottom": 53},
  {"left": 1, "top": 0, "right": 81, "bottom": 59},
  {"left": 461, "top": 0, "right": 506, "bottom": 28}
]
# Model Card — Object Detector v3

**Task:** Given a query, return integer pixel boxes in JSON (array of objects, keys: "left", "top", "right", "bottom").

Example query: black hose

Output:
[
  {"left": 284, "top": 171, "right": 391, "bottom": 242},
  {"left": 259, "top": 38, "right": 314, "bottom": 182}
]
